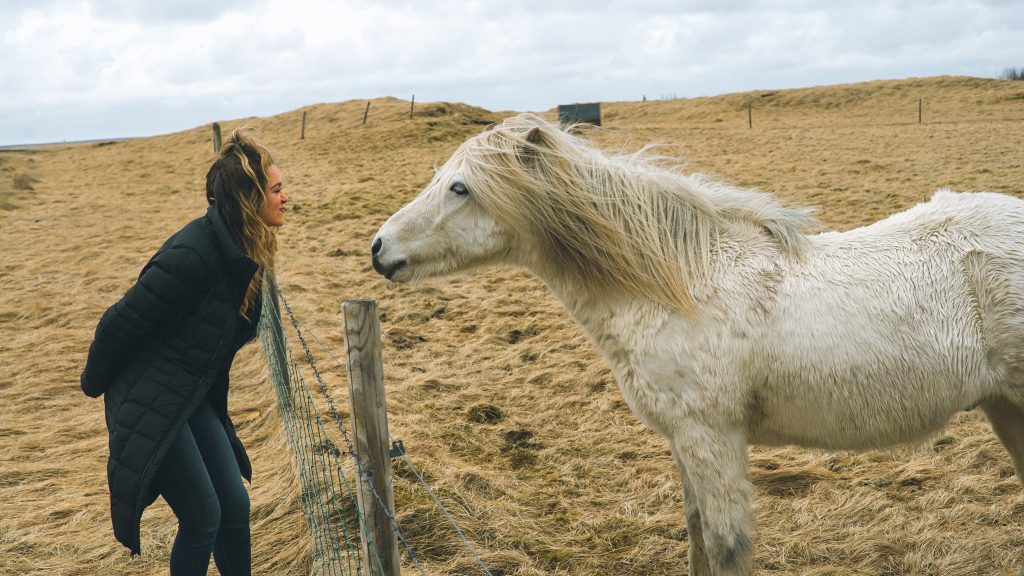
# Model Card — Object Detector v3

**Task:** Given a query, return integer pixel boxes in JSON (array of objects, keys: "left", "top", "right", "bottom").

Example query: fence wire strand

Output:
[
  {"left": 260, "top": 284, "right": 381, "bottom": 576},
  {"left": 265, "top": 278, "right": 513, "bottom": 575},
  {"left": 274, "top": 285, "right": 428, "bottom": 576},
  {"left": 270, "top": 285, "right": 494, "bottom": 576}
]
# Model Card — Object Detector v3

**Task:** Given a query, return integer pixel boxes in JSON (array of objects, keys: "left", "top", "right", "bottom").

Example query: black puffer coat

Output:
[{"left": 81, "top": 204, "right": 259, "bottom": 555}]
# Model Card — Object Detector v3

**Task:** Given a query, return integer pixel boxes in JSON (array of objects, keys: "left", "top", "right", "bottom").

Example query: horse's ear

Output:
[
  {"left": 525, "top": 127, "right": 545, "bottom": 146},
  {"left": 519, "top": 126, "right": 549, "bottom": 157},
  {"left": 516, "top": 125, "right": 551, "bottom": 169}
]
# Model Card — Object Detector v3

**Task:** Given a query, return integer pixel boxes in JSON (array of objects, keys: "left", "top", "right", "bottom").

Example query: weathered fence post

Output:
[
  {"left": 410, "top": 94, "right": 415, "bottom": 119},
  {"left": 918, "top": 98, "right": 922, "bottom": 124},
  {"left": 748, "top": 101, "right": 752, "bottom": 129},
  {"left": 212, "top": 122, "right": 222, "bottom": 153},
  {"left": 301, "top": 111, "right": 307, "bottom": 140},
  {"left": 363, "top": 101, "right": 371, "bottom": 125},
  {"left": 342, "top": 300, "right": 401, "bottom": 576}
]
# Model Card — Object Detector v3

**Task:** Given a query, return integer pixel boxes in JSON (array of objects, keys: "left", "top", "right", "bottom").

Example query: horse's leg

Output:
[
  {"left": 670, "top": 425, "right": 753, "bottom": 576},
  {"left": 980, "top": 396, "right": 1024, "bottom": 576},
  {"left": 980, "top": 397, "right": 1024, "bottom": 483},
  {"left": 676, "top": 463, "right": 712, "bottom": 575}
]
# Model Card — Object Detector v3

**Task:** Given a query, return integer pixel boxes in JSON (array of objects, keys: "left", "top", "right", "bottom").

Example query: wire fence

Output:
[
  {"left": 259, "top": 281, "right": 376, "bottom": 575},
  {"left": 258, "top": 276, "right": 493, "bottom": 575}
]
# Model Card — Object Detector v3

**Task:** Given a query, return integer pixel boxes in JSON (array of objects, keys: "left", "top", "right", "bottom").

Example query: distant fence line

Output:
[{"left": 208, "top": 94, "right": 1023, "bottom": 150}]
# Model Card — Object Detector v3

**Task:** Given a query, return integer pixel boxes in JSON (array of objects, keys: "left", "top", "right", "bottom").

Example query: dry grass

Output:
[{"left": 2, "top": 75, "right": 1024, "bottom": 575}]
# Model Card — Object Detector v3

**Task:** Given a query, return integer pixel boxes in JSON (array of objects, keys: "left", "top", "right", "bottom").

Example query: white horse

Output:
[{"left": 371, "top": 113, "right": 1024, "bottom": 575}]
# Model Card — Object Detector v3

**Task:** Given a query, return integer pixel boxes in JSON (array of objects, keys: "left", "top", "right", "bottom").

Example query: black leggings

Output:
[{"left": 156, "top": 400, "right": 251, "bottom": 576}]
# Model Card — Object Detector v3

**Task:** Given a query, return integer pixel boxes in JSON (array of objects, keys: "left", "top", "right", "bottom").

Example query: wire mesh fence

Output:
[
  {"left": 259, "top": 280, "right": 381, "bottom": 576},
  {"left": 258, "top": 276, "right": 494, "bottom": 575}
]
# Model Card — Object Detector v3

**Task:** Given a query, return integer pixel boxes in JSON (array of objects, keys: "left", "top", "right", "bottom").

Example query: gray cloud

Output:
[
  {"left": 2, "top": 0, "right": 1022, "bottom": 146},
  {"left": 87, "top": 0, "right": 265, "bottom": 23}
]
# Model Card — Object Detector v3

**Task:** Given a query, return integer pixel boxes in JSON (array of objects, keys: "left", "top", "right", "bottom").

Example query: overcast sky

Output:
[{"left": 1, "top": 0, "right": 1021, "bottom": 146}]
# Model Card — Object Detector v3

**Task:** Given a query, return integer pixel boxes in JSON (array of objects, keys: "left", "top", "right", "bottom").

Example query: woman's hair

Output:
[{"left": 205, "top": 129, "right": 277, "bottom": 320}]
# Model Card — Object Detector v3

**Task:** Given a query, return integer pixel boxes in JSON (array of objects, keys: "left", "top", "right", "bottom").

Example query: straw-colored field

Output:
[{"left": 3, "top": 75, "right": 1024, "bottom": 575}]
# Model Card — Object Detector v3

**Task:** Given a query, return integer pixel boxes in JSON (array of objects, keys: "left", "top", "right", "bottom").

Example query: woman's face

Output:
[{"left": 260, "top": 165, "right": 287, "bottom": 227}]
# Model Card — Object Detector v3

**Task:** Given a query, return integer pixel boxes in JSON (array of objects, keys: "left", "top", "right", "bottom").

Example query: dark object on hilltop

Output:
[
  {"left": 999, "top": 66, "right": 1024, "bottom": 81},
  {"left": 558, "top": 102, "right": 601, "bottom": 126}
]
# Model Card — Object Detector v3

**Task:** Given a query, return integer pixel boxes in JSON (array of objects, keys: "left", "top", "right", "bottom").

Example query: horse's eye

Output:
[{"left": 449, "top": 182, "right": 469, "bottom": 197}]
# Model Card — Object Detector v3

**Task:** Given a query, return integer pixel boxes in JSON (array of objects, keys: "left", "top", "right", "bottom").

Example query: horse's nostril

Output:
[{"left": 371, "top": 237, "right": 382, "bottom": 256}]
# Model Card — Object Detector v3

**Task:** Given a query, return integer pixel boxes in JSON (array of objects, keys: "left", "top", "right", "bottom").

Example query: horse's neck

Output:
[
  {"left": 532, "top": 264, "right": 678, "bottom": 361},
  {"left": 527, "top": 224, "right": 784, "bottom": 357}
]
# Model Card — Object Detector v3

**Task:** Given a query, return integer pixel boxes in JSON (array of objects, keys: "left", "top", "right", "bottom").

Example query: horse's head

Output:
[{"left": 371, "top": 114, "right": 556, "bottom": 282}]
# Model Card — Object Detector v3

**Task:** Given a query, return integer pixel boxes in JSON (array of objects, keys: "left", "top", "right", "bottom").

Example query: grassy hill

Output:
[{"left": 2, "top": 75, "right": 1023, "bottom": 575}]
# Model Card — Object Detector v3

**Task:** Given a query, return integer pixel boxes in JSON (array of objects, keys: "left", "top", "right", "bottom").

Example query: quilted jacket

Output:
[{"left": 81, "top": 204, "right": 259, "bottom": 555}]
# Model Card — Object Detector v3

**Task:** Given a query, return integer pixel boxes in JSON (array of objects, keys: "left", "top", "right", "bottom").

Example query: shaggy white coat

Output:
[{"left": 371, "top": 113, "right": 1024, "bottom": 575}]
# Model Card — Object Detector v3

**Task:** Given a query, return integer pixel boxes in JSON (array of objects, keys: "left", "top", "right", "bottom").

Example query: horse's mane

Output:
[{"left": 459, "top": 113, "right": 818, "bottom": 311}]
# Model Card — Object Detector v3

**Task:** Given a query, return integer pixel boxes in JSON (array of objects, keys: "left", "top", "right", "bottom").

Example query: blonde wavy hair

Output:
[
  {"left": 460, "top": 114, "right": 817, "bottom": 311},
  {"left": 205, "top": 129, "right": 277, "bottom": 319}
]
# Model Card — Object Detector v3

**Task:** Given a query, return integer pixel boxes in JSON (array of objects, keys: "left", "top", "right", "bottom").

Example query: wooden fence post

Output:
[
  {"left": 363, "top": 101, "right": 371, "bottom": 125},
  {"left": 342, "top": 300, "right": 401, "bottom": 576},
  {"left": 748, "top": 101, "right": 752, "bottom": 129},
  {"left": 301, "top": 111, "right": 307, "bottom": 140},
  {"left": 918, "top": 98, "right": 922, "bottom": 124},
  {"left": 212, "top": 122, "right": 222, "bottom": 153},
  {"left": 410, "top": 94, "right": 415, "bottom": 119}
]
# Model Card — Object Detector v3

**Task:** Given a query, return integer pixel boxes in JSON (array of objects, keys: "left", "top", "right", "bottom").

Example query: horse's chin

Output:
[
  {"left": 394, "top": 260, "right": 471, "bottom": 285},
  {"left": 386, "top": 265, "right": 414, "bottom": 283},
  {"left": 386, "top": 260, "right": 450, "bottom": 283},
  {"left": 392, "top": 255, "right": 507, "bottom": 284}
]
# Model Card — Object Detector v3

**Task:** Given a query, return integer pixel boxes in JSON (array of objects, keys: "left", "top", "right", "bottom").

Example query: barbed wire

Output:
[
  {"left": 260, "top": 285, "right": 370, "bottom": 576},
  {"left": 271, "top": 282, "right": 427, "bottom": 576},
  {"left": 260, "top": 274, "right": 498, "bottom": 575},
  {"left": 271, "top": 285, "right": 495, "bottom": 576}
]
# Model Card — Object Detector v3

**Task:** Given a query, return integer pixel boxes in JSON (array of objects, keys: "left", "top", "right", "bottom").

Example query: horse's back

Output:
[
  {"left": 921, "top": 189, "right": 1024, "bottom": 241},
  {"left": 744, "top": 191, "right": 1024, "bottom": 448},
  {"left": 817, "top": 190, "right": 1024, "bottom": 248}
]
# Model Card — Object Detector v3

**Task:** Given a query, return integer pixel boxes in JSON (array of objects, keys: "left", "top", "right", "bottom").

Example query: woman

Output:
[{"left": 81, "top": 130, "right": 288, "bottom": 575}]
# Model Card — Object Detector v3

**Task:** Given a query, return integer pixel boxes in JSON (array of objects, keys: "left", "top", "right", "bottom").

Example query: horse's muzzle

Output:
[{"left": 370, "top": 237, "right": 407, "bottom": 280}]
